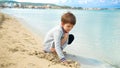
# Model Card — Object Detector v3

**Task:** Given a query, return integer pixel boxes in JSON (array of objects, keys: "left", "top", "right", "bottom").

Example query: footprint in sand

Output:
[{"left": 0, "top": 63, "right": 16, "bottom": 68}]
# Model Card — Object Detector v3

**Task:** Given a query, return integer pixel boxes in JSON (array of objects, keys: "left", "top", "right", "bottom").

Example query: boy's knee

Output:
[{"left": 68, "top": 34, "right": 74, "bottom": 44}]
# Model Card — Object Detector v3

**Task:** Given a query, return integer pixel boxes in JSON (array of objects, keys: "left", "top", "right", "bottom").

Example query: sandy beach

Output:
[{"left": 0, "top": 12, "right": 80, "bottom": 68}]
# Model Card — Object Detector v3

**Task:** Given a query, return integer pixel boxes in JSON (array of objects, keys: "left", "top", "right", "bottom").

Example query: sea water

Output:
[{"left": 1, "top": 8, "right": 120, "bottom": 68}]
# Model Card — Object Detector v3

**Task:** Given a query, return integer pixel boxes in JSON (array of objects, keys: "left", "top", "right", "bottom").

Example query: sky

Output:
[{"left": 15, "top": 0, "right": 120, "bottom": 8}]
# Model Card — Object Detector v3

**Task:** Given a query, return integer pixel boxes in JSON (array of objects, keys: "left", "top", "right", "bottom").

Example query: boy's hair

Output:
[{"left": 61, "top": 12, "right": 76, "bottom": 25}]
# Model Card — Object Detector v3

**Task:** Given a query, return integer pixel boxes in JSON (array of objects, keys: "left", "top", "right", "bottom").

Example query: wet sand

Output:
[{"left": 0, "top": 13, "right": 80, "bottom": 68}]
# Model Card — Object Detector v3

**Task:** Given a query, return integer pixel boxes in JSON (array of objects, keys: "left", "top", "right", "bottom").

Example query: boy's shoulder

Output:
[{"left": 51, "top": 25, "right": 63, "bottom": 32}]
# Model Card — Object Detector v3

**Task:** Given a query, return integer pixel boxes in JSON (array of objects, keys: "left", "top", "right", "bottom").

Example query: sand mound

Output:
[{"left": 28, "top": 51, "right": 80, "bottom": 68}]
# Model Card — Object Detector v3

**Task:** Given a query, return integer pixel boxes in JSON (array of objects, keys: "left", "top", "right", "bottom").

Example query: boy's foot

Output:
[
  {"left": 63, "top": 51, "right": 67, "bottom": 55},
  {"left": 50, "top": 48, "right": 55, "bottom": 52}
]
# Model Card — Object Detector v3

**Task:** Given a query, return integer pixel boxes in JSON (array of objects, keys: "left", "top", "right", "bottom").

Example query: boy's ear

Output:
[{"left": 61, "top": 22, "right": 64, "bottom": 26}]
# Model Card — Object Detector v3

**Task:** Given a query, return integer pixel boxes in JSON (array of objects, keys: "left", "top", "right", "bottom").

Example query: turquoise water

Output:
[{"left": 1, "top": 8, "right": 120, "bottom": 68}]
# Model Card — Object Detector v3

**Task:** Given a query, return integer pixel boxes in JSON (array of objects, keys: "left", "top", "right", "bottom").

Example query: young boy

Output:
[{"left": 43, "top": 12, "right": 76, "bottom": 63}]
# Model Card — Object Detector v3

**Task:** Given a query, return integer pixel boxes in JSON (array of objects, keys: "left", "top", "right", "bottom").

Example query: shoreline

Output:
[{"left": 0, "top": 13, "right": 80, "bottom": 68}]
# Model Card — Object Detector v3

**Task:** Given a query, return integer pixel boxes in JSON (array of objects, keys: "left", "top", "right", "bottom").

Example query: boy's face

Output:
[{"left": 62, "top": 23, "right": 74, "bottom": 33}]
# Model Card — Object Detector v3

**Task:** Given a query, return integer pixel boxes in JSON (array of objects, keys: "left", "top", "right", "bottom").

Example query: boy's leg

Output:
[
  {"left": 50, "top": 34, "right": 74, "bottom": 52},
  {"left": 50, "top": 42, "right": 56, "bottom": 52},
  {"left": 61, "top": 34, "right": 74, "bottom": 50}
]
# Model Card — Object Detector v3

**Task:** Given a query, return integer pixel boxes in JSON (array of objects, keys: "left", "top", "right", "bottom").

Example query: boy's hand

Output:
[
  {"left": 62, "top": 60, "right": 69, "bottom": 64},
  {"left": 60, "top": 58, "right": 69, "bottom": 65}
]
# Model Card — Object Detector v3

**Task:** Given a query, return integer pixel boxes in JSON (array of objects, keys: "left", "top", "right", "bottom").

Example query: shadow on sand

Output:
[{"left": 65, "top": 53, "right": 105, "bottom": 67}]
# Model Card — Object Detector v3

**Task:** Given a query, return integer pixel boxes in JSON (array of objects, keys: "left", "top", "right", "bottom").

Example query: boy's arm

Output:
[{"left": 53, "top": 30, "right": 65, "bottom": 60}]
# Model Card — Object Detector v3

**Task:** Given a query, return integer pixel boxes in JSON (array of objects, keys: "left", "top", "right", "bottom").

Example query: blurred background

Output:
[{"left": 0, "top": 0, "right": 120, "bottom": 68}]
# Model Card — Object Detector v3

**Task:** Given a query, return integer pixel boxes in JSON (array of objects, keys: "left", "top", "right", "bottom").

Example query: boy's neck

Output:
[{"left": 61, "top": 26, "right": 68, "bottom": 33}]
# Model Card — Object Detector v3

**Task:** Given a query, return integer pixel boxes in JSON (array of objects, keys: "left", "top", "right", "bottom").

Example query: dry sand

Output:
[{"left": 0, "top": 13, "right": 80, "bottom": 68}]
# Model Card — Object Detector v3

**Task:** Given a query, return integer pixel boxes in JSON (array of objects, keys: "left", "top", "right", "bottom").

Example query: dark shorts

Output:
[{"left": 68, "top": 34, "right": 74, "bottom": 45}]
